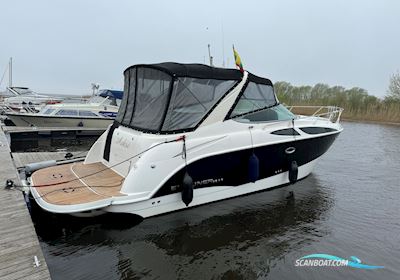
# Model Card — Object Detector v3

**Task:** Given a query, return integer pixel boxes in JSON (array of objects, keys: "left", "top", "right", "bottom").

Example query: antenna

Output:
[
  {"left": 221, "top": 22, "right": 225, "bottom": 68},
  {"left": 207, "top": 44, "right": 213, "bottom": 67},
  {"left": 9, "top": 57, "right": 12, "bottom": 87}
]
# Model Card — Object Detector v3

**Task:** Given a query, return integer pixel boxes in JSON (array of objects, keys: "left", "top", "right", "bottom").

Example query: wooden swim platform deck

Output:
[
  {"left": 0, "top": 126, "right": 51, "bottom": 279},
  {"left": 31, "top": 162, "right": 124, "bottom": 205}
]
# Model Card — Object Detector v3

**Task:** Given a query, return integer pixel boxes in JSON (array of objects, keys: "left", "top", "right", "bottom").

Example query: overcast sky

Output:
[{"left": 1, "top": 0, "right": 399, "bottom": 97}]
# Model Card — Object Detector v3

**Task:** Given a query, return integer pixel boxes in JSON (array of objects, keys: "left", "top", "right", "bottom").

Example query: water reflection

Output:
[
  {"left": 32, "top": 174, "right": 333, "bottom": 279},
  {"left": 149, "top": 177, "right": 330, "bottom": 257}
]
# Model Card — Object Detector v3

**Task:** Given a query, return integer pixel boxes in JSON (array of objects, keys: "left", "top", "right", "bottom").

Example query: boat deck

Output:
[{"left": 31, "top": 162, "right": 125, "bottom": 205}]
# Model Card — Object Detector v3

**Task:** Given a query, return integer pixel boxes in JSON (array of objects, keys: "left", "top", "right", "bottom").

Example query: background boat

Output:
[{"left": 5, "top": 89, "right": 122, "bottom": 128}]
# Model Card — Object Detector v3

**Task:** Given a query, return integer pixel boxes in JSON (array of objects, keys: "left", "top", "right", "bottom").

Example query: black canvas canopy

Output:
[
  {"left": 123, "top": 63, "right": 273, "bottom": 86},
  {"left": 115, "top": 62, "right": 275, "bottom": 134},
  {"left": 124, "top": 62, "right": 244, "bottom": 81}
]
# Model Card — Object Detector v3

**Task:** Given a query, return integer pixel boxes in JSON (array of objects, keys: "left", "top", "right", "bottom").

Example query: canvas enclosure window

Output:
[
  {"left": 115, "top": 68, "right": 135, "bottom": 124},
  {"left": 116, "top": 64, "right": 241, "bottom": 132},
  {"left": 115, "top": 67, "right": 172, "bottom": 130},
  {"left": 162, "top": 78, "right": 236, "bottom": 131},
  {"left": 230, "top": 82, "right": 277, "bottom": 118},
  {"left": 129, "top": 68, "right": 172, "bottom": 130}
]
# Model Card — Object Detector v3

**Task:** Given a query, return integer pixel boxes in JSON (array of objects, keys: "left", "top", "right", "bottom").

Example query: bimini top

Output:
[
  {"left": 124, "top": 62, "right": 244, "bottom": 81},
  {"left": 115, "top": 62, "right": 276, "bottom": 133},
  {"left": 123, "top": 63, "right": 273, "bottom": 85}
]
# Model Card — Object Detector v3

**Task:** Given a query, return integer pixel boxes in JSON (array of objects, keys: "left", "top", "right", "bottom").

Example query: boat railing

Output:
[
  {"left": 288, "top": 105, "right": 344, "bottom": 123},
  {"left": 0, "top": 102, "right": 14, "bottom": 114},
  {"left": 0, "top": 102, "right": 39, "bottom": 114},
  {"left": 23, "top": 105, "right": 39, "bottom": 113}
]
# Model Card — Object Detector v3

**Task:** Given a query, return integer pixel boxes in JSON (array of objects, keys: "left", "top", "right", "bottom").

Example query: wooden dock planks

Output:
[
  {"left": 0, "top": 126, "right": 51, "bottom": 279},
  {"left": 12, "top": 151, "right": 88, "bottom": 168}
]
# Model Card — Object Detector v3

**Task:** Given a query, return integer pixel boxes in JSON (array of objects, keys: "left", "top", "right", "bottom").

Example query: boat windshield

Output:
[
  {"left": 234, "top": 104, "right": 296, "bottom": 123},
  {"left": 116, "top": 65, "right": 238, "bottom": 132},
  {"left": 229, "top": 82, "right": 276, "bottom": 117},
  {"left": 9, "top": 87, "right": 34, "bottom": 95},
  {"left": 42, "top": 108, "right": 55, "bottom": 115}
]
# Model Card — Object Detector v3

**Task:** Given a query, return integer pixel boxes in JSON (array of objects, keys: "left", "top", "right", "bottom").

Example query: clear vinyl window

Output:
[
  {"left": 162, "top": 78, "right": 236, "bottom": 131},
  {"left": 129, "top": 68, "right": 172, "bottom": 130},
  {"left": 230, "top": 82, "right": 276, "bottom": 118},
  {"left": 116, "top": 66, "right": 238, "bottom": 132}
]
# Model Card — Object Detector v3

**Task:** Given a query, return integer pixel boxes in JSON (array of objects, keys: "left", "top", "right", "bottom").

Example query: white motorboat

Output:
[
  {"left": 0, "top": 58, "right": 64, "bottom": 112},
  {"left": 5, "top": 89, "right": 122, "bottom": 128},
  {"left": 1, "top": 87, "right": 64, "bottom": 113},
  {"left": 27, "top": 63, "right": 343, "bottom": 218}
]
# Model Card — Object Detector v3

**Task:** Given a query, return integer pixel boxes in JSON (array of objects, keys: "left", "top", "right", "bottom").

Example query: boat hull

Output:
[
  {"left": 29, "top": 119, "right": 342, "bottom": 218},
  {"left": 6, "top": 113, "right": 114, "bottom": 128},
  {"left": 101, "top": 157, "right": 319, "bottom": 218},
  {"left": 31, "top": 158, "right": 318, "bottom": 218},
  {"left": 30, "top": 144, "right": 323, "bottom": 218}
]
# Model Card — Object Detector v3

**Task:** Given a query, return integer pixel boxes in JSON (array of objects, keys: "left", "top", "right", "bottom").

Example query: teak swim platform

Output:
[{"left": 31, "top": 162, "right": 124, "bottom": 205}]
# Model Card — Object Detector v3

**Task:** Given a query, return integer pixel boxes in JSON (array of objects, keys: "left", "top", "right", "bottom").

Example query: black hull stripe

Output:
[{"left": 153, "top": 132, "right": 339, "bottom": 198}]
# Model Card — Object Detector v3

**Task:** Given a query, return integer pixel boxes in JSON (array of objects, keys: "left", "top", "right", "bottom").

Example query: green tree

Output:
[
  {"left": 274, "top": 81, "right": 293, "bottom": 104},
  {"left": 386, "top": 71, "right": 400, "bottom": 101}
]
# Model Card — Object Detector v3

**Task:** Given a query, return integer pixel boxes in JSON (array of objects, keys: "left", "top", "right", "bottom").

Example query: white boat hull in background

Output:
[{"left": 6, "top": 114, "right": 113, "bottom": 128}]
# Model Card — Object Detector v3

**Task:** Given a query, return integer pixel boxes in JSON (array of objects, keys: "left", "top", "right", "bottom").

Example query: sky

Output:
[{"left": 0, "top": 0, "right": 399, "bottom": 97}]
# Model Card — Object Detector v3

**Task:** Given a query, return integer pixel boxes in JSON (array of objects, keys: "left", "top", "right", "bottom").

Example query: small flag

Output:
[{"left": 233, "top": 45, "right": 244, "bottom": 72}]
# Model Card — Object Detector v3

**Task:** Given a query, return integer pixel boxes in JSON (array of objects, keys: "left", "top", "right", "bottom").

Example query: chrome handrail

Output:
[{"left": 288, "top": 105, "right": 344, "bottom": 123}]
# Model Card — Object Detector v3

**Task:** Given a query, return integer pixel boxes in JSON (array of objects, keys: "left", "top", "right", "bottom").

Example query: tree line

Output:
[{"left": 274, "top": 72, "right": 400, "bottom": 123}]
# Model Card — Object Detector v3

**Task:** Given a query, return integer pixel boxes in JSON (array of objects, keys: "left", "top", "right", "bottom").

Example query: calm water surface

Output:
[{"left": 31, "top": 122, "right": 400, "bottom": 279}]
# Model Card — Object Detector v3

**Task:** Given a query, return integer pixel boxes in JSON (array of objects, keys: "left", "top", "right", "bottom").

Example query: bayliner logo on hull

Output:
[{"left": 194, "top": 177, "right": 224, "bottom": 187}]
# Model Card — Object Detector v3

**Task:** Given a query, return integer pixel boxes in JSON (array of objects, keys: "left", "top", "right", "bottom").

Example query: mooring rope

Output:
[
  {"left": 33, "top": 136, "right": 184, "bottom": 188},
  {"left": 6, "top": 136, "right": 186, "bottom": 198}
]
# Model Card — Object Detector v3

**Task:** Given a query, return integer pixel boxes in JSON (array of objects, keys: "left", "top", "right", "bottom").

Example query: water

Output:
[
  {"left": 11, "top": 137, "right": 97, "bottom": 152},
  {"left": 30, "top": 122, "right": 400, "bottom": 279}
]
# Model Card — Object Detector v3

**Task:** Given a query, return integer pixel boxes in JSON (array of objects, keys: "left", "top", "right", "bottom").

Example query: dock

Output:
[
  {"left": 3, "top": 126, "right": 103, "bottom": 143},
  {"left": 0, "top": 126, "right": 51, "bottom": 279},
  {"left": 3, "top": 126, "right": 105, "bottom": 135},
  {"left": 12, "top": 151, "right": 87, "bottom": 168},
  {"left": 3, "top": 126, "right": 100, "bottom": 154}
]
